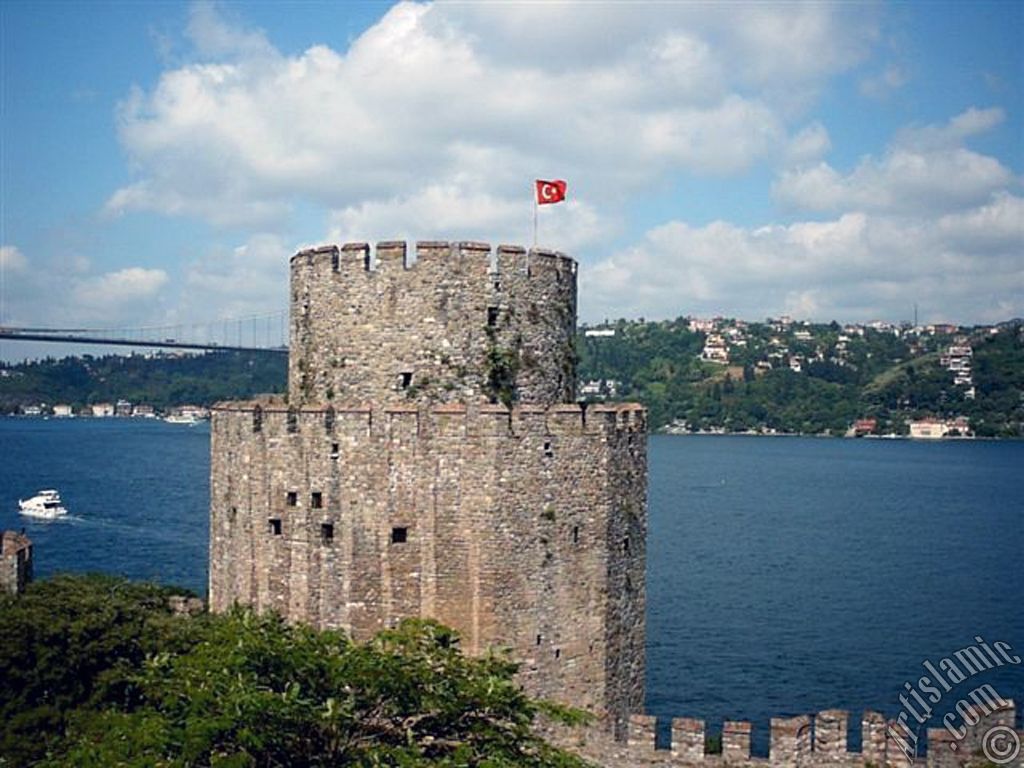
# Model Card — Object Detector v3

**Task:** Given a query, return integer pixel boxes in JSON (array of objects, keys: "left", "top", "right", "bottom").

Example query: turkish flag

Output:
[{"left": 535, "top": 179, "right": 567, "bottom": 205}]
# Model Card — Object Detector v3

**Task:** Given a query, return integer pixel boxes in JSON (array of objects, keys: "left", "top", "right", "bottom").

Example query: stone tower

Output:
[
  {"left": 1, "top": 530, "right": 33, "bottom": 596},
  {"left": 209, "top": 240, "right": 647, "bottom": 734}
]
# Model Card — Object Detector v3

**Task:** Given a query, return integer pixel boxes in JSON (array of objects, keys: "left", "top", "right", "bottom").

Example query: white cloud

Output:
[
  {"left": 182, "top": 233, "right": 290, "bottom": 320},
  {"left": 106, "top": 1, "right": 878, "bottom": 236},
  {"left": 783, "top": 121, "right": 832, "bottom": 166},
  {"left": 185, "top": 1, "right": 276, "bottom": 60},
  {"left": 73, "top": 267, "right": 169, "bottom": 308},
  {"left": 583, "top": 195, "right": 1024, "bottom": 325},
  {"left": 774, "top": 108, "right": 1015, "bottom": 215},
  {"left": 93, "top": 3, "right": 1021, "bottom": 328},
  {"left": 859, "top": 64, "right": 908, "bottom": 99},
  {"left": 0, "top": 245, "right": 28, "bottom": 272},
  {"left": 328, "top": 184, "right": 614, "bottom": 254},
  {"left": 895, "top": 107, "right": 1005, "bottom": 150}
]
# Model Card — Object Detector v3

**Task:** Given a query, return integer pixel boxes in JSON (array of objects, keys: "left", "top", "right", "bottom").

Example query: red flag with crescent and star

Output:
[{"left": 535, "top": 179, "right": 567, "bottom": 205}]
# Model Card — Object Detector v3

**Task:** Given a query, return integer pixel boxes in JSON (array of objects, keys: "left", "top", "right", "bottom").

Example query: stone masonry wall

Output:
[
  {"left": 0, "top": 530, "right": 32, "bottom": 595},
  {"left": 210, "top": 399, "right": 646, "bottom": 728},
  {"left": 549, "top": 701, "right": 1022, "bottom": 768},
  {"left": 288, "top": 241, "right": 577, "bottom": 407}
]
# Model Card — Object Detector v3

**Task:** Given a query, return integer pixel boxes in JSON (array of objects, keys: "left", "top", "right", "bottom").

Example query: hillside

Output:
[
  {"left": 2, "top": 318, "right": 1021, "bottom": 437},
  {"left": 0, "top": 351, "right": 286, "bottom": 414},
  {"left": 577, "top": 318, "right": 1023, "bottom": 437}
]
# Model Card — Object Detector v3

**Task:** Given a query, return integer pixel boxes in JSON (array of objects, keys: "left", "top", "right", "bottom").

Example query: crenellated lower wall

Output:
[
  {"left": 550, "top": 701, "right": 1022, "bottom": 768},
  {"left": 209, "top": 399, "right": 646, "bottom": 730},
  {"left": 288, "top": 241, "right": 578, "bottom": 407}
]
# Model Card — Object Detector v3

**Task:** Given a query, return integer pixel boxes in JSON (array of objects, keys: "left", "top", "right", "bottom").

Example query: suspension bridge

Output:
[{"left": 0, "top": 310, "right": 289, "bottom": 354}]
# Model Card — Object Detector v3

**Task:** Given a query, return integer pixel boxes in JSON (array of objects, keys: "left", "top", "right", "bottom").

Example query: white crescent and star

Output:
[{"left": 540, "top": 183, "right": 557, "bottom": 201}]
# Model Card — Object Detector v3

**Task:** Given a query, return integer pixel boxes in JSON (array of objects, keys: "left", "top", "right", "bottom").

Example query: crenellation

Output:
[
  {"left": 770, "top": 716, "right": 813, "bottom": 768},
  {"left": 627, "top": 713, "right": 658, "bottom": 748},
  {"left": 672, "top": 717, "right": 706, "bottom": 762},
  {"left": 861, "top": 710, "right": 887, "bottom": 764},
  {"left": 814, "top": 710, "right": 849, "bottom": 760},
  {"left": 414, "top": 240, "right": 450, "bottom": 268},
  {"left": 374, "top": 240, "right": 407, "bottom": 270},
  {"left": 723, "top": 721, "right": 753, "bottom": 763},
  {"left": 554, "top": 703, "right": 1024, "bottom": 768},
  {"left": 924, "top": 730, "right": 956, "bottom": 768},
  {"left": 886, "top": 718, "right": 916, "bottom": 766}
]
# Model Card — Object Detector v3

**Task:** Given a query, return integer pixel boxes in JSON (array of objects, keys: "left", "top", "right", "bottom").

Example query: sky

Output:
[{"left": 1, "top": 0, "right": 1021, "bottom": 359}]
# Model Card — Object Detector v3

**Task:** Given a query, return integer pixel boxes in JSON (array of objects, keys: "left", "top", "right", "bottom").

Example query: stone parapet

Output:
[{"left": 550, "top": 701, "right": 1020, "bottom": 768}]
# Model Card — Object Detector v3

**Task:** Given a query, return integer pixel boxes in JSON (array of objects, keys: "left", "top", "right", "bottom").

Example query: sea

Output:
[{"left": 1, "top": 418, "right": 1021, "bottom": 754}]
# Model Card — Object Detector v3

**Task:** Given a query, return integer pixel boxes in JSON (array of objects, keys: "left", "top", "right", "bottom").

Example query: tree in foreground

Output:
[{"left": 0, "top": 575, "right": 590, "bottom": 767}]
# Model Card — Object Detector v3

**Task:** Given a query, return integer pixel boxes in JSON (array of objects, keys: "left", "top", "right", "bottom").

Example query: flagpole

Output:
[{"left": 532, "top": 184, "right": 538, "bottom": 248}]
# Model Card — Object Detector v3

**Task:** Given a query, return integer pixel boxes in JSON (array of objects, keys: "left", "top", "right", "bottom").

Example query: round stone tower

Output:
[{"left": 288, "top": 241, "right": 578, "bottom": 407}]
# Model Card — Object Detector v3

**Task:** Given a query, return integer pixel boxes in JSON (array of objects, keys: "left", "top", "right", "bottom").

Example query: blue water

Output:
[
  {"left": 646, "top": 434, "right": 1023, "bottom": 751},
  {"left": 0, "top": 418, "right": 209, "bottom": 593},
  {"left": 1, "top": 421, "right": 1021, "bottom": 752}
]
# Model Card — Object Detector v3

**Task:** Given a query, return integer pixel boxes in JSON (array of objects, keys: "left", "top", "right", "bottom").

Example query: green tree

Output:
[
  {"left": 0, "top": 575, "right": 589, "bottom": 768},
  {"left": 53, "top": 612, "right": 589, "bottom": 767},
  {"left": 0, "top": 574, "right": 198, "bottom": 764}
]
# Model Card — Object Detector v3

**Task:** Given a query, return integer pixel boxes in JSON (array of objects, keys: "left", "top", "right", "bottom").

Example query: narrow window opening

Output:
[
  {"left": 252, "top": 407, "right": 263, "bottom": 433},
  {"left": 324, "top": 407, "right": 335, "bottom": 432},
  {"left": 311, "top": 491, "right": 323, "bottom": 509},
  {"left": 487, "top": 306, "right": 499, "bottom": 327},
  {"left": 330, "top": 442, "right": 340, "bottom": 459},
  {"left": 286, "top": 409, "right": 298, "bottom": 433},
  {"left": 331, "top": 251, "right": 340, "bottom": 271},
  {"left": 269, "top": 518, "right": 282, "bottom": 536},
  {"left": 321, "top": 523, "right": 334, "bottom": 544},
  {"left": 622, "top": 536, "right": 630, "bottom": 554},
  {"left": 286, "top": 491, "right": 298, "bottom": 507},
  {"left": 400, "top": 372, "right": 413, "bottom": 389},
  {"left": 572, "top": 525, "right": 579, "bottom": 544},
  {"left": 543, "top": 440, "right": 554, "bottom": 458},
  {"left": 391, "top": 526, "right": 408, "bottom": 544},
  {"left": 555, "top": 648, "right": 561, "bottom": 659},
  {"left": 493, "top": 280, "right": 501, "bottom": 291},
  {"left": 536, "top": 634, "right": 543, "bottom": 646}
]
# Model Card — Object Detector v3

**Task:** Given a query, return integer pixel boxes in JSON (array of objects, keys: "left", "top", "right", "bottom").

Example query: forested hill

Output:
[
  {"left": 2, "top": 318, "right": 1021, "bottom": 437},
  {"left": 0, "top": 351, "right": 286, "bottom": 413},
  {"left": 577, "top": 318, "right": 1023, "bottom": 437}
]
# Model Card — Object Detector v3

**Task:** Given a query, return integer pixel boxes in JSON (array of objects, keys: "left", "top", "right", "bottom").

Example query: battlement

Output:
[
  {"left": 291, "top": 240, "right": 577, "bottom": 279},
  {"left": 556, "top": 701, "right": 1021, "bottom": 767},
  {"left": 211, "top": 400, "right": 646, "bottom": 439}
]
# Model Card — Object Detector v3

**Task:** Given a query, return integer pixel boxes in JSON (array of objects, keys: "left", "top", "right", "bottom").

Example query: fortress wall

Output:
[
  {"left": 603, "top": 406, "right": 649, "bottom": 736},
  {"left": 287, "top": 241, "right": 577, "bottom": 407},
  {"left": 210, "top": 401, "right": 646, "bottom": 718},
  {"left": 551, "top": 703, "right": 1021, "bottom": 767},
  {"left": 0, "top": 530, "right": 33, "bottom": 596}
]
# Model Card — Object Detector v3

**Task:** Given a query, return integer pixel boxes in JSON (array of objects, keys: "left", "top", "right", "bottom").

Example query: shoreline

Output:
[{"left": 657, "top": 429, "right": 1010, "bottom": 441}]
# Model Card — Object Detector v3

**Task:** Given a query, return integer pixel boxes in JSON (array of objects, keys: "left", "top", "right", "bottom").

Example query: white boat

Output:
[
  {"left": 18, "top": 489, "right": 68, "bottom": 520},
  {"left": 164, "top": 414, "right": 200, "bottom": 425}
]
